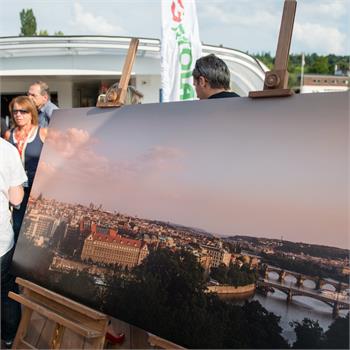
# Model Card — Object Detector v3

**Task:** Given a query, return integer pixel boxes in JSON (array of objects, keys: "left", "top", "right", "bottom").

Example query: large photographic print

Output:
[{"left": 13, "top": 93, "right": 349, "bottom": 348}]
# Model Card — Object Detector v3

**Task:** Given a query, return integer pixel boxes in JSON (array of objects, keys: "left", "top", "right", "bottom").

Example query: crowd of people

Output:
[{"left": 0, "top": 54, "right": 238, "bottom": 347}]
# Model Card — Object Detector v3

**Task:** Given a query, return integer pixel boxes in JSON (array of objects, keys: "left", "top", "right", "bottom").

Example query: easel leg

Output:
[{"left": 12, "top": 307, "right": 33, "bottom": 349}]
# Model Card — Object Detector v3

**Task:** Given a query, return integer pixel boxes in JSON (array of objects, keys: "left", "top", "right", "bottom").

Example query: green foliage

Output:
[
  {"left": 211, "top": 261, "right": 257, "bottom": 287},
  {"left": 224, "top": 241, "right": 242, "bottom": 254},
  {"left": 253, "top": 52, "right": 350, "bottom": 89},
  {"left": 308, "top": 56, "right": 330, "bottom": 74},
  {"left": 323, "top": 313, "right": 349, "bottom": 349},
  {"left": 242, "top": 301, "right": 288, "bottom": 349},
  {"left": 19, "top": 8, "right": 64, "bottom": 36},
  {"left": 276, "top": 240, "right": 349, "bottom": 260},
  {"left": 20, "top": 8, "right": 37, "bottom": 36},
  {"left": 291, "top": 315, "right": 350, "bottom": 349},
  {"left": 38, "top": 29, "right": 49, "bottom": 36},
  {"left": 291, "top": 318, "right": 324, "bottom": 349},
  {"left": 105, "top": 247, "right": 289, "bottom": 348},
  {"left": 261, "top": 252, "right": 348, "bottom": 283},
  {"left": 255, "top": 52, "right": 274, "bottom": 69}
]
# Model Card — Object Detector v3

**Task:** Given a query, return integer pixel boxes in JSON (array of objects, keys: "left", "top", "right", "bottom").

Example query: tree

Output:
[
  {"left": 38, "top": 29, "right": 49, "bottom": 36},
  {"left": 242, "top": 301, "right": 290, "bottom": 349},
  {"left": 20, "top": 9, "right": 37, "bottom": 36},
  {"left": 307, "top": 56, "right": 330, "bottom": 75},
  {"left": 323, "top": 313, "right": 349, "bottom": 349},
  {"left": 113, "top": 248, "right": 288, "bottom": 348},
  {"left": 291, "top": 318, "right": 324, "bottom": 349},
  {"left": 19, "top": 8, "right": 63, "bottom": 37}
]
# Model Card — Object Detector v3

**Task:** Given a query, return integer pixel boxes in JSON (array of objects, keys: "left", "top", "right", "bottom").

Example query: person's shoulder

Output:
[
  {"left": 209, "top": 91, "right": 240, "bottom": 99},
  {"left": 4, "top": 129, "right": 11, "bottom": 141},
  {"left": 225, "top": 91, "right": 239, "bottom": 98},
  {"left": 49, "top": 100, "right": 59, "bottom": 110},
  {"left": 0, "top": 137, "right": 17, "bottom": 154},
  {"left": 39, "top": 127, "right": 48, "bottom": 141},
  {"left": 43, "top": 101, "right": 59, "bottom": 115}
]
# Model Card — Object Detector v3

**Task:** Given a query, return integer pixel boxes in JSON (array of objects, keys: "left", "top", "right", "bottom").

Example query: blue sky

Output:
[{"left": 0, "top": 0, "right": 349, "bottom": 55}]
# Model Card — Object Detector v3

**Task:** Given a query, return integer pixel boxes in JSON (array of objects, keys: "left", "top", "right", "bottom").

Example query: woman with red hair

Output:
[{"left": 5, "top": 96, "right": 47, "bottom": 242}]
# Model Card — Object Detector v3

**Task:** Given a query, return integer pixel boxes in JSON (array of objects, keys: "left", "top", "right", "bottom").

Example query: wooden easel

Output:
[
  {"left": 96, "top": 38, "right": 139, "bottom": 107},
  {"left": 249, "top": 0, "right": 297, "bottom": 98},
  {"left": 9, "top": 277, "right": 185, "bottom": 350},
  {"left": 9, "top": 278, "right": 109, "bottom": 349}
]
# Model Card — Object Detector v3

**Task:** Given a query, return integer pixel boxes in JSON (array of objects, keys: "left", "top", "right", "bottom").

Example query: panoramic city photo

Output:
[{"left": 12, "top": 93, "right": 349, "bottom": 348}]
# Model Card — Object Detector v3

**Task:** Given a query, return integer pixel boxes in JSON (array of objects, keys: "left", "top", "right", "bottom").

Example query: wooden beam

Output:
[
  {"left": 117, "top": 38, "right": 139, "bottom": 105},
  {"left": 96, "top": 38, "right": 139, "bottom": 107},
  {"left": 249, "top": 0, "right": 297, "bottom": 98},
  {"left": 275, "top": 0, "right": 297, "bottom": 71}
]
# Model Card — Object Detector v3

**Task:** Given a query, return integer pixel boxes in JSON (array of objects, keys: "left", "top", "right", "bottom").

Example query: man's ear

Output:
[{"left": 198, "top": 76, "right": 207, "bottom": 87}]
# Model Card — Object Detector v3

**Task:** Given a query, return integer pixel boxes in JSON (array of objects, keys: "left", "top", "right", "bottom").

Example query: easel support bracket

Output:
[{"left": 249, "top": 0, "right": 297, "bottom": 98}]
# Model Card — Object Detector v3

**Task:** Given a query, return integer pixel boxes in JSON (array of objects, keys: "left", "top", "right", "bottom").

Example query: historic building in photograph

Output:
[{"left": 81, "top": 222, "right": 149, "bottom": 268}]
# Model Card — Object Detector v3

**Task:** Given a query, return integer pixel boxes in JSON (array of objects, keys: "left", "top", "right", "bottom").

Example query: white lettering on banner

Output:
[{"left": 161, "top": 0, "right": 202, "bottom": 102}]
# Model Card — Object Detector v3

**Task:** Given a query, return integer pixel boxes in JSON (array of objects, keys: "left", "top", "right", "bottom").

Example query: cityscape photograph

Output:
[{"left": 13, "top": 93, "right": 349, "bottom": 348}]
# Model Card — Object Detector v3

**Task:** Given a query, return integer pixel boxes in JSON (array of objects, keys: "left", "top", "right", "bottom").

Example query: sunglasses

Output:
[{"left": 13, "top": 109, "right": 29, "bottom": 115}]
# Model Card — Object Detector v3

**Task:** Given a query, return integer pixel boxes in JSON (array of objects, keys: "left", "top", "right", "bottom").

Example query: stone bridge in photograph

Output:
[
  {"left": 257, "top": 279, "right": 350, "bottom": 318},
  {"left": 262, "top": 265, "right": 349, "bottom": 292}
]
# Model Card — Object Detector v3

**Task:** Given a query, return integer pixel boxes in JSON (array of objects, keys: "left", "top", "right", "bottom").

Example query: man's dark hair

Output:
[{"left": 192, "top": 54, "right": 231, "bottom": 90}]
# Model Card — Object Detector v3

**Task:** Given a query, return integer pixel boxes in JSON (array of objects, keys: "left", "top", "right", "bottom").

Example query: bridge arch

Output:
[
  {"left": 267, "top": 271, "right": 279, "bottom": 281},
  {"left": 284, "top": 274, "right": 297, "bottom": 284},
  {"left": 321, "top": 283, "right": 336, "bottom": 292},
  {"left": 302, "top": 278, "right": 317, "bottom": 289}
]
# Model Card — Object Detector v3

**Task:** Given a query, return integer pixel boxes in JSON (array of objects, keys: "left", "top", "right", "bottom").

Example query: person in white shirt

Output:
[{"left": 0, "top": 138, "right": 27, "bottom": 348}]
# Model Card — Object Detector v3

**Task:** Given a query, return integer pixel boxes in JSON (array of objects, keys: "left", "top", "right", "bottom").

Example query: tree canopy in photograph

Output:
[
  {"left": 103, "top": 247, "right": 289, "bottom": 349},
  {"left": 291, "top": 314, "right": 350, "bottom": 349}
]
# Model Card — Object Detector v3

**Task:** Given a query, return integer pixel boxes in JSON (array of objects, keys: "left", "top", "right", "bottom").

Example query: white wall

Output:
[
  {"left": 1, "top": 77, "right": 73, "bottom": 108},
  {"left": 301, "top": 85, "right": 349, "bottom": 94},
  {"left": 135, "top": 75, "right": 161, "bottom": 104}
]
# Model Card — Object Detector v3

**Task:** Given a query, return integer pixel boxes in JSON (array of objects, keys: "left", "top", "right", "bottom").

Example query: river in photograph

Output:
[
  {"left": 222, "top": 274, "right": 348, "bottom": 345},
  {"left": 251, "top": 274, "right": 348, "bottom": 344}
]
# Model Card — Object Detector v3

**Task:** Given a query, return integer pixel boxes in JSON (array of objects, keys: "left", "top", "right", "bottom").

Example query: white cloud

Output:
[
  {"left": 197, "top": 0, "right": 349, "bottom": 54},
  {"left": 72, "top": 1, "right": 126, "bottom": 35},
  {"left": 294, "top": 22, "right": 347, "bottom": 54},
  {"left": 199, "top": 2, "right": 279, "bottom": 29},
  {"left": 300, "top": 0, "right": 348, "bottom": 20}
]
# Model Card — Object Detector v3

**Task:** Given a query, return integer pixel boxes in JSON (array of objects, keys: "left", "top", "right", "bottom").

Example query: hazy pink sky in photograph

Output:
[{"left": 32, "top": 93, "right": 348, "bottom": 248}]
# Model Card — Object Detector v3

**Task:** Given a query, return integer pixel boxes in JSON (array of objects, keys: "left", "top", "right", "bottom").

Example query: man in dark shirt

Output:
[{"left": 192, "top": 54, "right": 239, "bottom": 100}]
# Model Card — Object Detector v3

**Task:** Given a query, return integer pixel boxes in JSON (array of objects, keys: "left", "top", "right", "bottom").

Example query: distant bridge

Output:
[
  {"left": 257, "top": 279, "right": 350, "bottom": 318},
  {"left": 263, "top": 265, "right": 349, "bottom": 292}
]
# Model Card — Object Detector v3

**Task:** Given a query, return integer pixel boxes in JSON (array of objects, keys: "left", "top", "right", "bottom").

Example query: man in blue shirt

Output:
[{"left": 27, "top": 81, "right": 58, "bottom": 127}]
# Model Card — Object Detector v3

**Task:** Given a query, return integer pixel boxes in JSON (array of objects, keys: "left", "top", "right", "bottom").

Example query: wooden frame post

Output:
[
  {"left": 96, "top": 38, "right": 139, "bottom": 107},
  {"left": 9, "top": 278, "right": 109, "bottom": 349},
  {"left": 249, "top": 0, "right": 297, "bottom": 98}
]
